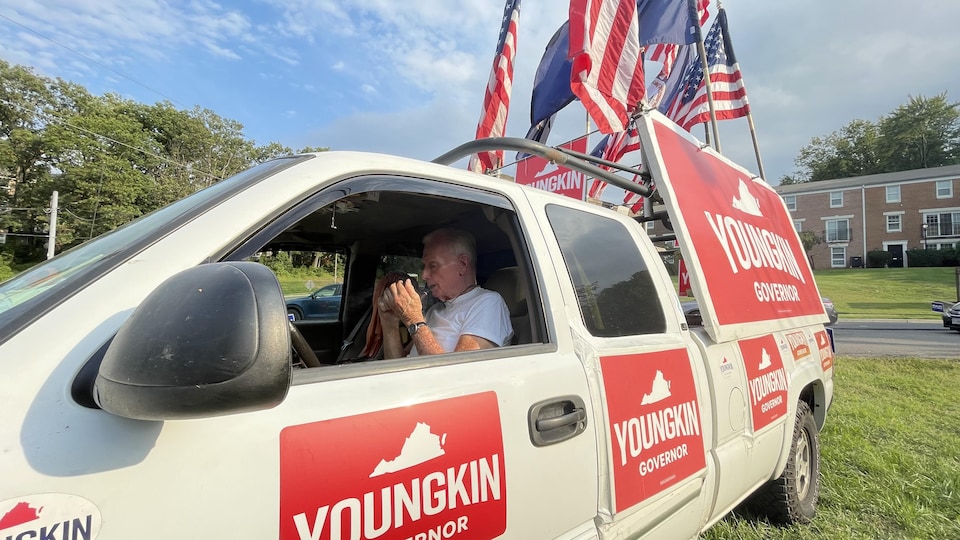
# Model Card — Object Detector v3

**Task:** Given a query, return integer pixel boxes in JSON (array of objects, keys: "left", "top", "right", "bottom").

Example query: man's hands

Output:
[{"left": 378, "top": 279, "right": 424, "bottom": 326}]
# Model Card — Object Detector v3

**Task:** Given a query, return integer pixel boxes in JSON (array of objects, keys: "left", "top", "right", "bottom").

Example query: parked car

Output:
[
  {"left": 285, "top": 282, "right": 341, "bottom": 320},
  {"left": 683, "top": 296, "right": 838, "bottom": 327},
  {"left": 935, "top": 301, "right": 960, "bottom": 332}
]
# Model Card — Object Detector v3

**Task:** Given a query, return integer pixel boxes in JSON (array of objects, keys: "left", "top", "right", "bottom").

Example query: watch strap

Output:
[{"left": 408, "top": 321, "right": 427, "bottom": 336}]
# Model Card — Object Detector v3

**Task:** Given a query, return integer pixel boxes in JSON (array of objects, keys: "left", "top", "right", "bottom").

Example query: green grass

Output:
[
  {"left": 275, "top": 272, "right": 339, "bottom": 297},
  {"left": 703, "top": 356, "right": 960, "bottom": 539},
  {"left": 672, "top": 267, "right": 957, "bottom": 320},
  {"left": 814, "top": 268, "right": 956, "bottom": 320}
]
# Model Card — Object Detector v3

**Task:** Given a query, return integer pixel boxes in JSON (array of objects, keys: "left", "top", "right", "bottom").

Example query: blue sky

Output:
[{"left": 3, "top": 0, "right": 960, "bottom": 195}]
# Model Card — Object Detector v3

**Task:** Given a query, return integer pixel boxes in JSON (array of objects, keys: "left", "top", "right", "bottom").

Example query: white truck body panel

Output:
[{"left": 0, "top": 114, "right": 833, "bottom": 539}]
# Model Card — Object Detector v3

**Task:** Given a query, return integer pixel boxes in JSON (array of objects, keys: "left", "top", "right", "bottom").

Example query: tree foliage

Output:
[
  {"left": 0, "top": 60, "right": 328, "bottom": 265},
  {"left": 785, "top": 93, "right": 960, "bottom": 183}
]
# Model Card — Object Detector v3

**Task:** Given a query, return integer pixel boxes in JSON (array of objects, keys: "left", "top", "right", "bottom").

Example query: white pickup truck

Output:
[{"left": 0, "top": 111, "right": 833, "bottom": 539}]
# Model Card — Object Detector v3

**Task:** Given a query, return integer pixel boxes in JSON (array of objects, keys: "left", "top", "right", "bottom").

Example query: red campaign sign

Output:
[
  {"left": 515, "top": 136, "right": 589, "bottom": 200},
  {"left": 739, "top": 334, "right": 789, "bottom": 431},
  {"left": 279, "top": 392, "right": 506, "bottom": 540},
  {"left": 814, "top": 329, "right": 834, "bottom": 372},
  {"left": 677, "top": 258, "right": 691, "bottom": 297},
  {"left": 600, "top": 349, "right": 707, "bottom": 512},
  {"left": 639, "top": 113, "right": 825, "bottom": 341},
  {"left": 784, "top": 330, "right": 812, "bottom": 362}
]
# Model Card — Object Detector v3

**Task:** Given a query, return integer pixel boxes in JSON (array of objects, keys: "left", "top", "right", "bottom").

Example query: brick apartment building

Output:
[{"left": 775, "top": 165, "right": 959, "bottom": 269}]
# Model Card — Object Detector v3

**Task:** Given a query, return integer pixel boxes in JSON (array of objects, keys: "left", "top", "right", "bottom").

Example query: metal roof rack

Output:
[{"left": 433, "top": 137, "right": 654, "bottom": 198}]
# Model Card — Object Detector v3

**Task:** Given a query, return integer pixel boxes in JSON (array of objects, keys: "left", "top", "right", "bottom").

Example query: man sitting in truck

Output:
[{"left": 378, "top": 228, "right": 513, "bottom": 358}]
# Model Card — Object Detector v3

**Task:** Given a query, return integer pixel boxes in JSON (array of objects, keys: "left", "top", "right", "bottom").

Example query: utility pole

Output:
[{"left": 47, "top": 191, "right": 58, "bottom": 260}]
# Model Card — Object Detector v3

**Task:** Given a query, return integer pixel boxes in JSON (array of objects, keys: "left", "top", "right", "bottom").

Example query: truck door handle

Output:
[{"left": 528, "top": 395, "right": 588, "bottom": 447}]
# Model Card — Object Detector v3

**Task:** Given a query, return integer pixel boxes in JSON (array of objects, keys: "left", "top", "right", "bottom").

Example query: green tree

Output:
[
  {"left": 877, "top": 93, "right": 960, "bottom": 171},
  {"left": 0, "top": 60, "right": 329, "bottom": 267},
  {"left": 789, "top": 93, "right": 960, "bottom": 182},
  {"left": 798, "top": 230, "right": 823, "bottom": 269},
  {"left": 793, "top": 119, "right": 882, "bottom": 182}
]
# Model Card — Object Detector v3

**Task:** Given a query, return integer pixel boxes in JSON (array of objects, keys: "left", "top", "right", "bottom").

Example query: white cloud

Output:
[{"left": 360, "top": 83, "right": 377, "bottom": 95}]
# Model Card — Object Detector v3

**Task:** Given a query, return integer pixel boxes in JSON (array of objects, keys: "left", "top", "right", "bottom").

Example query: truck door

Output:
[
  {"left": 64, "top": 174, "right": 601, "bottom": 539},
  {"left": 537, "top": 201, "right": 715, "bottom": 539}
]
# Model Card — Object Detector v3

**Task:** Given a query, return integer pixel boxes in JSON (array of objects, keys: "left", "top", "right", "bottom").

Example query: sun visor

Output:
[{"left": 637, "top": 111, "right": 828, "bottom": 343}]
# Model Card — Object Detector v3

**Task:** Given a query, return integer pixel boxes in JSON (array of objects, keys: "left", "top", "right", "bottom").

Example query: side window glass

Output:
[
  {"left": 228, "top": 178, "right": 528, "bottom": 367},
  {"left": 249, "top": 248, "right": 346, "bottom": 322},
  {"left": 546, "top": 205, "right": 666, "bottom": 337}
]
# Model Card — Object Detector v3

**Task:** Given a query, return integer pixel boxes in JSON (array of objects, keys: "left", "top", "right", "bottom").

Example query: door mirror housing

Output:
[{"left": 96, "top": 262, "right": 292, "bottom": 420}]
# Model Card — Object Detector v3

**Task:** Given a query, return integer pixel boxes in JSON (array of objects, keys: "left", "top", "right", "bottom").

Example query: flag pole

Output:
[
  {"left": 746, "top": 109, "right": 766, "bottom": 180},
  {"left": 696, "top": 35, "right": 721, "bottom": 152},
  {"left": 718, "top": 3, "right": 766, "bottom": 179}
]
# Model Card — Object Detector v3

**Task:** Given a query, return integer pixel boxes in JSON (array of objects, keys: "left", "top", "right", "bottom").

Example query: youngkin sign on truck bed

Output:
[
  {"left": 637, "top": 111, "right": 828, "bottom": 343},
  {"left": 515, "top": 136, "right": 589, "bottom": 200}
]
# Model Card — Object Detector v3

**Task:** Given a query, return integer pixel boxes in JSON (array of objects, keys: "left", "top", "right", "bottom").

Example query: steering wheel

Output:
[{"left": 289, "top": 320, "right": 322, "bottom": 368}]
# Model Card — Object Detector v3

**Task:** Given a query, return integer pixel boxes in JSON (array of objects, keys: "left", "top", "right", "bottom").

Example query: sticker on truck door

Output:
[
  {"left": 600, "top": 349, "right": 706, "bottom": 512},
  {"left": 740, "top": 334, "right": 789, "bottom": 431},
  {"left": 279, "top": 392, "right": 506, "bottom": 540},
  {"left": 0, "top": 494, "right": 101, "bottom": 540}
]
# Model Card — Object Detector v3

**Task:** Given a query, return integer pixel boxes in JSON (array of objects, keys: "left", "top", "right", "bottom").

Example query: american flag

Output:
[
  {"left": 667, "top": 7, "right": 750, "bottom": 131},
  {"left": 586, "top": 124, "right": 641, "bottom": 199},
  {"left": 568, "top": 0, "right": 645, "bottom": 134},
  {"left": 469, "top": 0, "right": 521, "bottom": 174}
]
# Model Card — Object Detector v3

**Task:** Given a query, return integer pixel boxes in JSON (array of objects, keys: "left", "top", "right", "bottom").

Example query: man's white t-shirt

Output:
[{"left": 409, "top": 286, "right": 513, "bottom": 356}]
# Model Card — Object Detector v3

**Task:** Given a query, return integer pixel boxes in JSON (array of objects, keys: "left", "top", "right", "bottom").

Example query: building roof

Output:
[{"left": 775, "top": 163, "right": 960, "bottom": 194}]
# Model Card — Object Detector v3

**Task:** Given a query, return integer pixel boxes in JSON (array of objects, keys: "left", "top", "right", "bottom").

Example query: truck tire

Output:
[{"left": 751, "top": 400, "right": 820, "bottom": 524}]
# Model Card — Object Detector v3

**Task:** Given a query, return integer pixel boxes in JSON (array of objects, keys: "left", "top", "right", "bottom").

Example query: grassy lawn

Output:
[
  {"left": 276, "top": 272, "right": 339, "bottom": 297},
  {"left": 814, "top": 267, "right": 956, "bottom": 320},
  {"left": 673, "top": 267, "right": 957, "bottom": 320},
  {"left": 703, "top": 356, "right": 960, "bottom": 539}
]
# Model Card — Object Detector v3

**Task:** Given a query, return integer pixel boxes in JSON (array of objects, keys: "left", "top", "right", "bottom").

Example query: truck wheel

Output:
[{"left": 751, "top": 400, "right": 820, "bottom": 524}]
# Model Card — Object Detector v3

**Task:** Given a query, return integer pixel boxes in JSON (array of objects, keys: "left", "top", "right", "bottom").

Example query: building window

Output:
[
  {"left": 830, "top": 191, "right": 843, "bottom": 208},
  {"left": 886, "top": 185, "right": 900, "bottom": 203},
  {"left": 784, "top": 195, "right": 796, "bottom": 211},
  {"left": 937, "top": 180, "right": 953, "bottom": 199},
  {"left": 831, "top": 246, "right": 846, "bottom": 268},
  {"left": 925, "top": 211, "right": 960, "bottom": 237},
  {"left": 826, "top": 219, "right": 850, "bottom": 242},
  {"left": 886, "top": 214, "right": 902, "bottom": 233},
  {"left": 793, "top": 220, "right": 803, "bottom": 232}
]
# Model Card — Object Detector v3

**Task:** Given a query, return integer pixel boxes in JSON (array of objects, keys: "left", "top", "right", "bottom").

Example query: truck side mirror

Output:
[{"left": 95, "top": 262, "right": 292, "bottom": 420}]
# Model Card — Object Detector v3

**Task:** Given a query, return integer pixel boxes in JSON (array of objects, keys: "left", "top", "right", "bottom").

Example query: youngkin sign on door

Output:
[
  {"left": 637, "top": 111, "right": 828, "bottom": 343},
  {"left": 515, "top": 136, "right": 589, "bottom": 200},
  {"left": 279, "top": 392, "right": 506, "bottom": 540},
  {"left": 600, "top": 349, "right": 706, "bottom": 513}
]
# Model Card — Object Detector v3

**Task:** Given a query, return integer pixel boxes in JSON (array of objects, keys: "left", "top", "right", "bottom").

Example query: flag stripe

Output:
[
  {"left": 470, "top": 0, "right": 521, "bottom": 173},
  {"left": 569, "top": 0, "right": 644, "bottom": 133},
  {"left": 586, "top": 124, "right": 641, "bottom": 198},
  {"left": 664, "top": 7, "right": 749, "bottom": 133}
]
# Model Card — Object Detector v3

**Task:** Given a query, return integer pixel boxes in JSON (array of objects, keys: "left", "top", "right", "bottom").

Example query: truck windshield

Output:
[{"left": 0, "top": 156, "right": 309, "bottom": 335}]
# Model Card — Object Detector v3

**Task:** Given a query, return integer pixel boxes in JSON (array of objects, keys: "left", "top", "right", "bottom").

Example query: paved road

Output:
[{"left": 831, "top": 319, "right": 957, "bottom": 359}]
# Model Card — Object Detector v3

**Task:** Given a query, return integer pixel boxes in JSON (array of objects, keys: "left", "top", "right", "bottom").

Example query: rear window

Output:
[{"left": 546, "top": 204, "right": 665, "bottom": 337}]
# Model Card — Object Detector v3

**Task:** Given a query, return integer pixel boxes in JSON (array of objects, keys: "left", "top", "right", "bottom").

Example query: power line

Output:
[{"left": 0, "top": 12, "right": 189, "bottom": 110}]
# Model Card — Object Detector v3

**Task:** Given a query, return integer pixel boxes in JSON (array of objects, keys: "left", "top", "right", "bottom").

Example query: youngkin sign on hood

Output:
[
  {"left": 636, "top": 111, "right": 828, "bottom": 343},
  {"left": 515, "top": 136, "right": 588, "bottom": 200}
]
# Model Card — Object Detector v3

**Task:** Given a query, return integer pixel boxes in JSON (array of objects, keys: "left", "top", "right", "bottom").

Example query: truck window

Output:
[
  {"left": 227, "top": 175, "right": 537, "bottom": 366},
  {"left": 546, "top": 204, "right": 666, "bottom": 337}
]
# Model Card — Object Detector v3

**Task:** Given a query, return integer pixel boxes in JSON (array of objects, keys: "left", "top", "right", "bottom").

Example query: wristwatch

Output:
[{"left": 407, "top": 321, "right": 427, "bottom": 336}]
